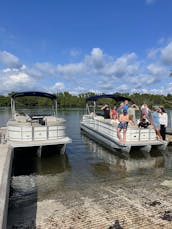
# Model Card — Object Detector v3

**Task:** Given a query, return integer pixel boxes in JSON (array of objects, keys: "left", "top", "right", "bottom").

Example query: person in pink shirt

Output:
[{"left": 110, "top": 104, "right": 118, "bottom": 120}]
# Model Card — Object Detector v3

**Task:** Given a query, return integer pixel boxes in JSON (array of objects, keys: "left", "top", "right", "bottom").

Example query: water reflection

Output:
[
  {"left": 163, "top": 145, "right": 172, "bottom": 176},
  {"left": 12, "top": 146, "right": 71, "bottom": 176},
  {"left": 0, "top": 107, "right": 11, "bottom": 126},
  {"left": 8, "top": 148, "right": 71, "bottom": 228},
  {"left": 81, "top": 132, "right": 172, "bottom": 176}
]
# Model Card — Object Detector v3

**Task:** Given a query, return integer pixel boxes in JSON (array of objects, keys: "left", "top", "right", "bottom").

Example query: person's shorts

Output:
[
  {"left": 154, "top": 123, "right": 160, "bottom": 129},
  {"left": 118, "top": 122, "right": 128, "bottom": 130}
]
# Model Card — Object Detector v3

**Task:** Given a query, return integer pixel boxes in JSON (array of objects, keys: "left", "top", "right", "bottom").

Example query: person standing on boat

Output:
[
  {"left": 123, "top": 100, "right": 129, "bottom": 112},
  {"left": 110, "top": 104, "right": 118, "bottom": 120},
  {"left": 117, "top": 102, "right": 124, "bottom": 116},
  {"left": 159, "top": 107, "right": 168, "bottom": 140},
  {"left": 101, "top": 104, "right": 110, "bottom": 119},
  {"left": 117, "top": 109, "right": 129, "bottom": 144},
  {"left": 151, "top": 107, "right": 162, "bottom": 140},
  {"left": 141, "top": 103, "right": 151, "bottom": 120},
  {"left": 128, "top": 103, "right": 139, "bottom": 124}
]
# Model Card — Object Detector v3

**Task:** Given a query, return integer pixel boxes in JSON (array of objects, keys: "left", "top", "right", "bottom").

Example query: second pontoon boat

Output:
[{"left": 80, "top": 94, "right": 167, "bottom": 153}]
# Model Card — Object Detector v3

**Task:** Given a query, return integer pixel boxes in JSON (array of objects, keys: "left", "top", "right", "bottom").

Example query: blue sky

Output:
[{"left": 0, "top": 0, "right": 172, "bottom": 95}]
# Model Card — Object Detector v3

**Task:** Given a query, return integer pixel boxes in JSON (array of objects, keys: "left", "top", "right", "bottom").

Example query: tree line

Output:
[{"left": 0, "top": 91, "right": 172, "bottom": 108}]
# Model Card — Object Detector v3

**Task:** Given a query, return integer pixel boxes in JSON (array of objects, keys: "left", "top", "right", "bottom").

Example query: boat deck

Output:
[
  {"left": 8, "top": 137, "right": 72, "bottom": 148},
  {"left": 81, "top": 114, "right": 168, "bottom": 153}
]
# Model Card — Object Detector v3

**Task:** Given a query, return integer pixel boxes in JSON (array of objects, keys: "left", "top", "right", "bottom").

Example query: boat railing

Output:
[
  {"left": 82, "top": 114, "right": 157, "bottom": 142},
  {"left": 7, "top": 116, "right": 66, "bottom": 142}
]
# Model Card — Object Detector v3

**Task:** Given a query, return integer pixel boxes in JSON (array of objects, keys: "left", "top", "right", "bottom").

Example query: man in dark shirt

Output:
[{"left": 101, "top": 104, "right": 110, "bottom": 119}]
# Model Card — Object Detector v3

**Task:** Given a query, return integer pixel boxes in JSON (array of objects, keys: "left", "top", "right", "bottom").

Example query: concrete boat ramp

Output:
[{"left": 0, "top": 144, "right": 13, "bottom": 229}]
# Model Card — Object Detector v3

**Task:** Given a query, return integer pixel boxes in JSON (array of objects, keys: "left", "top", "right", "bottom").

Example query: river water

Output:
[{"left": 1, "top": 108, "right": 172, "bottom": 228}]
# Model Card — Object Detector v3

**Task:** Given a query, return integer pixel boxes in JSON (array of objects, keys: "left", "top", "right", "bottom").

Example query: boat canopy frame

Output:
[
  {"left": 11, "top": 91, "right": 58, "bottom": 118},
  {"left": 85, "top": 94, "right": 132, "bottom": 114}
]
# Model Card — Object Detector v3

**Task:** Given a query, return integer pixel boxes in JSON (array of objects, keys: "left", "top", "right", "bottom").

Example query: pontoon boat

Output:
[
  {"left": 80, "top": 94, "right": 167, "bottom": 153},
  {"left": 2, "top": 91, "right": 71, "bottom": 155}
]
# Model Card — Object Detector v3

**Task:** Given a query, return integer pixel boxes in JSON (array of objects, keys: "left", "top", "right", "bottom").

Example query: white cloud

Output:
[
  {"left": 0, "top": 51, "right": 22, "bottom": 68},
  {"left": 161, "top": 41, "right": 172, "bottom": 65},
  {"left": 57, "top": 62, "right": 85, "bottom": 76},
  {"left": 0, "top": 41, "right": 172, "bottom": 95},
  {"left": 50, "top": 82, "right": 65, "bottom": 92},
  {"left": 84, "top": 48, "right": 105, "bottom": 70},
  {"left": 117, "top": 84, "right": 130, "bottom": 92},
  {"left": 147, "top": 64, "right": 165, "bottom": 75},
  {"left": 34, "top": 62, "right": 56, "bottom": 76},
  {"left": 9, "top": 73, "right": 31, "bottom": 84},
  {"left": 102, "top": 53, "right": 138, "bottom": 77},
  {"left": 0, "top": 72, "right": 36, "bottom": 94},
  {"left": 147, "top": 48, "right": 159, "bottom": 59},
  {"left": 69, "top": 86, "right": 88, "bottom": 95}
]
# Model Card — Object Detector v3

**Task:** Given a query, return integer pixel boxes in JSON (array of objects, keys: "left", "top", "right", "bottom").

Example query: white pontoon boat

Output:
[
  {"left": 80, "top": 94, "right": 168, "bottom": 153},
  {"left": 3, "top": 91, "right": 71, "bottom": 155}
]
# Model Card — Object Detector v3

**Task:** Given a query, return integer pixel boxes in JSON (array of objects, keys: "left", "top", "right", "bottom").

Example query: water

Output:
[{"left": 1, "top": 108, "right": 172, "bottom": 228}]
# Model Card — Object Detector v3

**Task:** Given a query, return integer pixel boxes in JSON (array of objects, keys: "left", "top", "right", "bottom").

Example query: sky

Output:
[{"left": 0, "top": 0, "right": 172, "bottom": 95}]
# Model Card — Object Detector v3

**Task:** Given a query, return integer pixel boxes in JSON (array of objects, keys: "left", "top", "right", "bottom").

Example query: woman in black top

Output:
[{"left": 138, "top": 114, "right": 150, "bottom": 128}]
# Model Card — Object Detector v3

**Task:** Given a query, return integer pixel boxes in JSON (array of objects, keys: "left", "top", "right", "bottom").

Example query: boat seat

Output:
[
  {"left": 103, "top": 119, "right": 112, "bottom": 124},
  {"left": 15, "top": 115, "right": 28, "bottom": 123},
  {"left": 43, "top": 116, "right": 65, "bottom": 126},
  {"left": 128, "top": 124, "right": 138, "bottom": 129},
  {"left": 7, "top": 120, "right": 31, "bottom": 126},
  {"left": 31, "top": 122, "right": 42, "bottom": 127},
  {"left": 43, "top": 116, "right": 57, "bottom": 122},
  {"left": 94, "top": 116, "right": 104, "bottom": 120}
]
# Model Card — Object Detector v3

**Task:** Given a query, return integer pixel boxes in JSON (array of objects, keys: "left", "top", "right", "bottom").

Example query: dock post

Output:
[{"left": 37, "top": 146, "right": 42, "bottom": 158}]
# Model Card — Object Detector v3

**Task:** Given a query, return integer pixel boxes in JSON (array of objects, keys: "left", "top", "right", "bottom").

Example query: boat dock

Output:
[{"left": 0, "top": 143, "right": 13, "bottom": 229}]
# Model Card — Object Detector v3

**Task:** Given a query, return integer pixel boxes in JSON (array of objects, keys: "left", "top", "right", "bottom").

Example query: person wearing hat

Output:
[{"left": 117, "top": 109, "right": 129, "bottom": 144}]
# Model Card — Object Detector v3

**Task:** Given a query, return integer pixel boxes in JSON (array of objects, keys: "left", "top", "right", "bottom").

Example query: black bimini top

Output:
[
  {"left": 86, "top": 94, "right": 131, "bottom": 103},
  {"left": 11, "top": 91, "right": 57, "bottom": 100}
]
